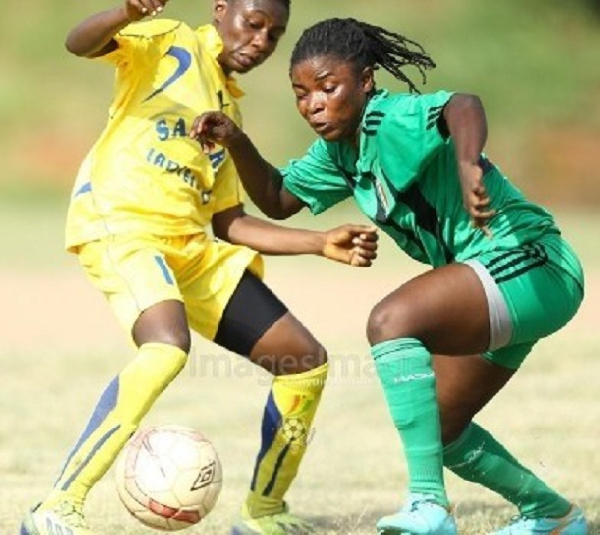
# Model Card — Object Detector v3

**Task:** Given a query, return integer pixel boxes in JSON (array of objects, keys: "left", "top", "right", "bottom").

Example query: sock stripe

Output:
[
  {"left": 54, "top": 377, "right": 120, "bottom": 487},
  {"left": 61, "top": 425, "right": 121, "bottom": 491},
  {"left": 250, "top": 392, "right": 281, "bottom": 491},
  {"left": 262, "top": 443, "right": 291, "bottom": 496}
]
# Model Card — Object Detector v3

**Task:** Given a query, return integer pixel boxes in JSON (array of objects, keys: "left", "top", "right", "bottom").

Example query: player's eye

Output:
[{"left": 245, "top": 16, "right": 264, "bottom": 30}]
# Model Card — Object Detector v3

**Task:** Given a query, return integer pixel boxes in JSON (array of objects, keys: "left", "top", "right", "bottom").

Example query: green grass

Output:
[
  {"left": 1, "top": 203, "right": 600, "bottom": 533},
  {"left": 3, "top": 324, "right": 600, "bottom": 533}
]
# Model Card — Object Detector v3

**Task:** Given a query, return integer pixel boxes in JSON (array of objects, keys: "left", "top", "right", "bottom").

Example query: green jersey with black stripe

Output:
[{"left": 280, "top": 89, "right": 559, "bottom": 267}]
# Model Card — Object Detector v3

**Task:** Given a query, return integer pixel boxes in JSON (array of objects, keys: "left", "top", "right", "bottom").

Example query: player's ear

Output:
[
  {"left": 360, "top": 66, "right": 375, "bottom": 94},
  {"left": 213, "top": 0, "right": 229, "bottom": 25}
]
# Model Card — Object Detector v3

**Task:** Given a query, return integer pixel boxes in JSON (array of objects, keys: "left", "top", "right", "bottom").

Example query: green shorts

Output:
[{"left": 466, "top": 233, "right": 584, "bottom": 369}]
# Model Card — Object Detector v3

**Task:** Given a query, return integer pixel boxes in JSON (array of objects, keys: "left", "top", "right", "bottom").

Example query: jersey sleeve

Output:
[
  {"left": 98, "top": 19, "right": 180, "bottom": 70},
  {"left": 377, "top": 90, "right": 454, "bottom": 191},
  {"left": 279, "top": 140, "right": 352, "bottom": 215}
]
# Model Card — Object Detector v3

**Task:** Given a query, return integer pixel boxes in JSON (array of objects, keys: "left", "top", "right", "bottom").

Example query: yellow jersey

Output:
[{"left": 65, "top": 20, "right": 245, "bottom": 252}]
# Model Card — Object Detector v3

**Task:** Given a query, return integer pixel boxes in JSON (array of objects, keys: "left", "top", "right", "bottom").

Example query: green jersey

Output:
[{"left": 280, "top": 89, "right": 559, "bottom": 267}]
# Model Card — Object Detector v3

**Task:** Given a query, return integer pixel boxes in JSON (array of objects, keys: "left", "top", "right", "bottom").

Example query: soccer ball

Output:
[{"left": 115, "top": 425, "right": 222, "bottom": 531}]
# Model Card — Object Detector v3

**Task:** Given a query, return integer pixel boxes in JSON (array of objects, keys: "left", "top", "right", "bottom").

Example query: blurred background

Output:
[
  {"left": 1, "top": 1, "right": 599, "bottom": 533},
  {"left": 1, "top": 0, "right": 600, "bottom": 204},
  {"left": 2, "top": 0, "right": 599, "bottom": 308}
]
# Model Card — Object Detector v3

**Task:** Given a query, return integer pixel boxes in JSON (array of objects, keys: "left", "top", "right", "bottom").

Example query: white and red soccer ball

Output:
[{"left": 115, "top": 425, "right": 222, "bottom": 531}]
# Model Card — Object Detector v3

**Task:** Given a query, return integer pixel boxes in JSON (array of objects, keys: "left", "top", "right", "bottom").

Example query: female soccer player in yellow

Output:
[{"left": 20, "top": 2, "right": 378, "bottom": 535}]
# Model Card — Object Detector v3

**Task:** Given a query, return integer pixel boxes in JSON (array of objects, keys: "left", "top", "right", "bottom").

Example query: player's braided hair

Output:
[{"left": 290, "top": 18, "right": 435, "bottom": 93}]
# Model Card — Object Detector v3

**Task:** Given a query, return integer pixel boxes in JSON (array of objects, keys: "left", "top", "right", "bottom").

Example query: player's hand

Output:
[
  {"left": 459, "top": 162, "right": 495, "bottom": 237},
  {"left": 190, "top": 111, "right": 242, "bottom": 154},
  {"left": 322, "top": 225, "right": 378, "bottom": 267},
  {"left": 125, "top": 0, "right": 168, "bottom": 21}
]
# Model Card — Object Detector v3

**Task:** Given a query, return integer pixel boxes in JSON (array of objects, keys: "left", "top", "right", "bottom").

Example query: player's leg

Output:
[
  {"left": 211, "top": 271, "right": 326, "bottom": 535},
  {"left": 440, "top": 239, "right": 586, "bottom": 534},
  {"left": 184, "top": 256, "right": 322, "bottom": 535},
  {"left": 437, "top": 353, "right": 586, "bottom": 535},
  {"left": 434, "top": 352, "right": 572, "bottom": 513},
  {"left": 182, "top": 239, "right": 326, "bottom": 534},
  {"left": 368, "top": 262, "right": 491, "bottom": 535},
  {"left": 22, "top": 237, "right": 190, "bottom": 535}
]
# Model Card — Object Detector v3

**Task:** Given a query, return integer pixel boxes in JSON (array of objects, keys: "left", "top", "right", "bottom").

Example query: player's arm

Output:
[
  {"left": 65, "top": 0, "right": 168, "bottom": 58},
  {"left": 442, "top": 93, "right": 495, "bottom": 231},
  {"left": 190, "top": 112, "right": 303, "bottom": 221},
  {"left": 212, "top": 205, "right": 378, "bottom": 267}
]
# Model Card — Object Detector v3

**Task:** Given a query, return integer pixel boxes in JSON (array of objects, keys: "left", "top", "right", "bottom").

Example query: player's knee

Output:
[
  {"left": 162, "top": 329, "right": 192, "bottom": 354},
  {"left": 133, "top": 301, "right": 191, "bottom": 353},
  {"left": 366, "top": 300, "right": 413, "bottom": 345},
  {"left": 138, "top": 327, "right": 192, "bottom": 354},
  {"left": 299, "top": 342, "right": 327, "bottom": 371},
  {"left": 275, "top": 342, "right": 327, "bottom": 375}
]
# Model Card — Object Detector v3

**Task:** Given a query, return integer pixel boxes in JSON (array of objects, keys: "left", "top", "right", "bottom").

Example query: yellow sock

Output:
[
  {"left": 42, "top": 343, "right": 187, "bottom": 508},
  {"left": 245, "top": 363, "right": 328, "bottom": 518}
]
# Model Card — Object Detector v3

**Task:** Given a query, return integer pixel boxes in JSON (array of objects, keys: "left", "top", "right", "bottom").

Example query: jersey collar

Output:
[{"left": 196, "top": 24, "right": 245, "bottom": 99}]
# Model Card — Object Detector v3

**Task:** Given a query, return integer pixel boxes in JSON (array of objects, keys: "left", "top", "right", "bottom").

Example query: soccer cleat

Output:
[
  {"left": 231, "top": 502, "right": 314, "bottom": 534},
  {"left": 490, "top": 505, "right": 587, "bottom": 535},
  {"left": 377, "top": 493, "right": 457, "bottom": 535},
  {"left": 20, "top": 501, "right": 95, "bottom": 535}
]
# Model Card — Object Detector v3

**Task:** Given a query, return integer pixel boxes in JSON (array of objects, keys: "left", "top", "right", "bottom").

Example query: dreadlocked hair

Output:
[{"left": 290, "top": 18, "right": 435, "bottom": 93}]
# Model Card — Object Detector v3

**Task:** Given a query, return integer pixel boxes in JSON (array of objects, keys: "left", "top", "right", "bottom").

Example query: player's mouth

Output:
[
  {"left": 310, "top": 122, "right": 333, "bottom": 135},
  {"left": 235, "top": 53, "right": 260, "bottom": 69}
]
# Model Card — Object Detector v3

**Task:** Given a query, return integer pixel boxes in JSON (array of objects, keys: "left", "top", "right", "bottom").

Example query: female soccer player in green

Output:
[
  {"left": 190, "top": 16, "right": 588, "bottom": 535},
  {"left": 21, "top": 5, "right": 379, "bottom": 535}
]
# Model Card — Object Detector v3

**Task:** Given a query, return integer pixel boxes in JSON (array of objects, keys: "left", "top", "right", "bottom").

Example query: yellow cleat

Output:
[
  {"left": 20, "top": 500, "right": 95, "bottom": 535},
  {"left": 231, "top": 502, "right": 314, "bottom": 535}
]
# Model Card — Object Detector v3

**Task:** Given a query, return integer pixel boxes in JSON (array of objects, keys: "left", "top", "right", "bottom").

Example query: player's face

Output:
[
  {"left": 213, "top": 0, "right": 288, "bottom": 75},
  {"left": 290, "top": 55, "right": 374, "bottom": 144}
]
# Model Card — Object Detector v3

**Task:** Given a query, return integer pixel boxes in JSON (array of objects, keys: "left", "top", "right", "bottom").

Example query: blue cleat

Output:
[
  {"left": 377, "top": 493, "right": 457, "bottom": 535},
  {"left": 490, "top": 505, "right": 587, "bottom": 535}
]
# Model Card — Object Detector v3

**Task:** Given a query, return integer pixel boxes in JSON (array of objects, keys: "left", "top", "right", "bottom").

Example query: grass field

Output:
[{"left": 1, "top": 200, "right": 599, "bottom": 534}]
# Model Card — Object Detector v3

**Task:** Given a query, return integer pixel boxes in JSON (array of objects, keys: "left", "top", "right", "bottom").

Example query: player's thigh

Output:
[
  {"left": 214, "top": 270, "right": 324, "bottom": 375},
  {"left": 78, "top": 235, "right": 185, "bottom": 341},
  {"left": 367, "top": 262, "right": 491, "bottom": 355},
  {"left": 477, "top": 235, "right": 584, "bottom": 345},
  {"left": 181, "top": 240, "right": 263, "bottom": 343}
]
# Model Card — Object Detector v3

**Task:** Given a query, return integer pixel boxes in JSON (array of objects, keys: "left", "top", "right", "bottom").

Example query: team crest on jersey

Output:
[{"left": 208, "top": 149, "right": 225, "bottom": 170}]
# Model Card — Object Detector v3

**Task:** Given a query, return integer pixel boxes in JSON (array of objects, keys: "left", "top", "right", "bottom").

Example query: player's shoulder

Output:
[
  {"left": 367, "top": 89, "right": 452, "bottom": 136},
  {"left": 119, "top": 18, "right": 189, "bottom": 39},
  {"left": 376, "top": 89, "right": 453, "bottom": 114}
]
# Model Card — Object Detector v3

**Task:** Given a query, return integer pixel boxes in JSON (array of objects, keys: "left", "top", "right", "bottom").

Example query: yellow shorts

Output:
[{"left": 77, "top": 233, "right": 264, "bottom": 340}]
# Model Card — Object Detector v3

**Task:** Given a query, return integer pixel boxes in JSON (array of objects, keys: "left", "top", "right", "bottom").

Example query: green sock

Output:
[
  {"left": 372, "top": 337, "right": 447, "bottom": 506},
  {"left": 443, "top": 423, "right": 571, "bottom": 518}
]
